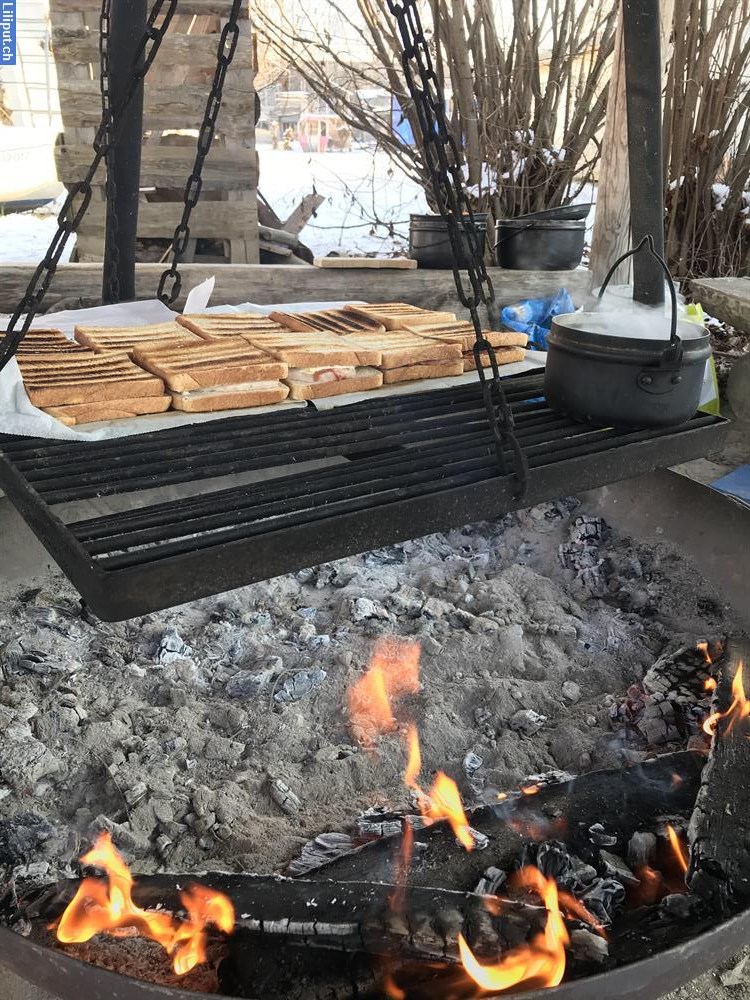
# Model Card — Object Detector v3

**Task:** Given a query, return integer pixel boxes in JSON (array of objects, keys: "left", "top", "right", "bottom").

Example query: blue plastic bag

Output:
[{"left": 501, "top": 288, "right": 574, "bottom": 351}]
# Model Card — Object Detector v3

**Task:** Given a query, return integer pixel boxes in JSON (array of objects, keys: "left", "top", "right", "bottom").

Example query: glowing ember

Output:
[
  {"left": 702, "top": 663, "right": 750, "bottom": 736},
  {"left": 348, "top": 638, "right": 421, "bottom": 744},
  {"left": 55, "top": 833, "right": 234, "bottom": 975},
  {"left": 521, "top": 784, "right": 540, "bottom": 796},
  {"left": 458, "top": 868, "right": 568, "bottom": 991},
  {"left": 665, "top": 824, "right": 689, "bottom": 875},
  {"left": 704, "top": 677, "right": 717, "bottom": 692}
]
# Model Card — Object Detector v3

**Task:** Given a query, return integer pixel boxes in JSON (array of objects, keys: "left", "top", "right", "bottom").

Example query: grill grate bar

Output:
[{"left": 80, "top": 415, "right": 719, "bottom": 566}]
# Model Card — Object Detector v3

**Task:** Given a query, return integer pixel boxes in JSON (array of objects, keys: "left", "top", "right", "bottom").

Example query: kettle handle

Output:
[{"left": 598, "top": 234, "right": 681, "bottom": 366}]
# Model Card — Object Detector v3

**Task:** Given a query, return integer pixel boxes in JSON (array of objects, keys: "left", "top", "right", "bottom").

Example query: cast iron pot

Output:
[
  {"left": 495, "top": 218, "right": 585, "bottom": 270},
  {"left": 409, "top": 213, "right": 487, "bottom": 268},
  {"left": 544, "top": 235, "right": 711, "bottom": 428}
]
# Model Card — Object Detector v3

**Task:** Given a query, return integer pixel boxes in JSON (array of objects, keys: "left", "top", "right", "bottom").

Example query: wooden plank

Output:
[
  {"left": 55, "top": 143, "right": 258, "bottom": 190},
  {"left": 282, "top": 193, "right": 326, "bottom": 235},
  {"left": 50, "top": 25, "right": 251, "bottom": 65},
  {"left": 689, "top": 636, "right": 750, "bottom": 912},
  {"left": 54, "top": 82, "right": 252, "bottom": 135},
  {"left": 49, "top": 0, "right": 249, "bottom": 16},
  {"left": 314, "top": 257, "right": 418, "bottom": 269},
  {"left": 0, "top": 264, "right": 592, "bottom": 315},
  {"left": 82, "top": 199, "right": 257, "bottom": 239},
  {"left": 690, "top": 278, "right": 750, "bottom": 336}
]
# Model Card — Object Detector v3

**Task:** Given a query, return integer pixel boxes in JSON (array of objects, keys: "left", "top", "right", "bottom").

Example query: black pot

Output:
[
  {"left": 544, "top": 235, "right": 711, "bottom": 428},
  {"left": 409, "top": 213, "right": 487, "bottom": 269},
  {"left": 494, "top": 218, "right": 585, "bottom": 270}
]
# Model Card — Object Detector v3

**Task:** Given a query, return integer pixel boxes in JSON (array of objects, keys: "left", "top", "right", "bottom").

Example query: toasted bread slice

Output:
[
  {"left": 405, "top": 321, "right": 529, "bottom": 352},
  {"left": 18, "top": 351, "right": 165, "bottom": 407},
  {"left": 382, "top": 360, "right": 465, "bottom": 384},
  {"left": 170, "top": 381, "right": 290, "bottom": 412},
  {"left": 335, "top": 331, "right": 462, "bottom": 368},
  {"left": 74, "top": 321, "right": 196, "bottom": 355},
  {"left": 43, "top": 395, "right": 172, "bottom": 426},
  {"left": 243, "top": 331, "right": 381, "bottom": 367},
  {"left": 269, "top": 309, "right": 386, "bottom": 336},
  {"left": 14, "top": 328, "right": 89, "bottom": 354},
  {"left": 177, "top": 313, "right": 286, "bottom": 339},
  {"left": 344, "top": 303, "right": 457, "bottom": 330},
  {"left": 133, "top": 337, "right": 286, "bottom": 392},
  {"left": 463, "top": 346, "right": 527, "bottom": 371},
  {"left": 284, "top": 367, "right": 383, "bottom": 400}
]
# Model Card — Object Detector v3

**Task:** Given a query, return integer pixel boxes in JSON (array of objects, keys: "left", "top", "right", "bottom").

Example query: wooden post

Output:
[
  {"left": 102, "top": 0, "right": 147, "bottom": 302},
  {"left": 590, "top": 0, "right": 675, "bottom": 289}
]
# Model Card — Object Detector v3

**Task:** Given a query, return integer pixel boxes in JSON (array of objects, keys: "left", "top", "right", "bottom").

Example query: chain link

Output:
[
  {"left": 0, "top": 0, "right": 179, "bottom": 373},
  {"left": 386, "top": 0, "right": 529, "bottom": 497},
  {"left": 157, "top": 0, "right": 244, "bottom": 305}
]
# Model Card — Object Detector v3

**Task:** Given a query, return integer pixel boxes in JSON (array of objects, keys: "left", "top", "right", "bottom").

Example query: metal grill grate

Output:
[{"left": 0, "top": 371, "right": 728, "bottom": 620}]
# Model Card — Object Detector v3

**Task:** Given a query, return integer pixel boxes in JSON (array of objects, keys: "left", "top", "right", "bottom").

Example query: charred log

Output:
[
  {"left": 12, "top": 873, "right": 554, "bottom": 965},
  {"left": 688, "top": 637, "right": 750, "bottom": 912},
  {"left": 305, "top": 752, "right": 705, "bottom": 890}
]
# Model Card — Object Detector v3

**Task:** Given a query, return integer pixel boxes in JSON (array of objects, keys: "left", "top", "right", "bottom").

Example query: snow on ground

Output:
[
  {"left": 257, "top": 144, "right": 428, "bottom": 255},
  {"left": 0, "top": 145, "right": 596, "bottom": 264}
]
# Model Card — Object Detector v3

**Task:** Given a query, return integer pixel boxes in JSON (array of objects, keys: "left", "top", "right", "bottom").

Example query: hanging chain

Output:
[
  {"left": 386, "top": 0, "right": 529, "bottom": 497},
  {"left": 0, "top": 0, "right": 179, "bottom": 374},
  {"left": 157, "top": 0, "right": 245, "bottom": 305},
  {"left": 100, "top": 0, "right": 120, "bottom": 305}
]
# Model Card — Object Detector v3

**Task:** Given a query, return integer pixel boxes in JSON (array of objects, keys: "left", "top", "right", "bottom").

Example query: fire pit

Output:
[{"left": 1, "top": 482, "right": 749, "bottom": 1000}]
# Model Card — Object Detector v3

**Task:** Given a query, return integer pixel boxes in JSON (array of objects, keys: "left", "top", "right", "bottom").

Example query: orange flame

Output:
[
  {"left": 424, "top": 772, "right": 475, "bottom": 851},
  {"left": 521, "top": 785, "right": 540, "bottom": 796},
  {"left": 348, "top": 639, "right": 421, "bottom": 744},
  {"left": 55, "top": 833, "right": 234, "bottom": 975},
  {"left": 665, "top": 825, "right": 689, "bottom": 875},
  {"left": 403, "top": 725, "right": 474, "bottom": 852},
  {"left": 697, "top": 641, "right": 713, "bottom": 665},
  {"left": 704, "top": 677, "right": 717, "bottom": 693},
  {"left": 404, "top": 723, "right": 422, "bottom": 790},
  {"left": 702, "top": 663, "right": 750, "bottom": 736},
  {"left": 458, "top": 868, "right": 568, "bottom": 991}
]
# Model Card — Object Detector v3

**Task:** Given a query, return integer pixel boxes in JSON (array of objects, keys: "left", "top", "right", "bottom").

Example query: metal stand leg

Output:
[
  {"left": 622, "top": 0, "right": 665, "bottom": 307},
  {"left": 101, "top": 0, "right": 147, "bottom": 303}
]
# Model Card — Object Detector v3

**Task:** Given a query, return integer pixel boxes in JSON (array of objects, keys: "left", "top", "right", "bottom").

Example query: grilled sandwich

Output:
[
  {"left": 335, "top": 331, "right": 463, "bottom": 383},
  {"left": 343, "top": 302, "right": 457, "bottom": 330},
  {"left": 74, "top": 321, "right": 200, "bottom": 355},
  {"left": 243, "top": 331, "right": 383, "bottom": 399},
  {"left": 133, "top": 337, "right": 290, "bottom": 411},
  {"left": 14, "top": 328, "right": 89, "bottom": 355},
  {"left": 404, "top": 321, "right": 528, "bottom": 370},
  {"left": 18, "top": 350, "right": 167, "bottom": 408},
  {"left": 177, "top": 313, "right": 287, "bottom": 339},
  {"left": 43, "top": 396, "right": 172, "bottom": 426},
  {"left": 269, "top": 309, "right": 386, "bottom": 336}
]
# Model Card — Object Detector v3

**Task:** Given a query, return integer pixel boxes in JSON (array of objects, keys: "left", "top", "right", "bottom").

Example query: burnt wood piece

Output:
[
  {"left": 688, "top": 636, "right": 750, "bottom": 911},
  {"left": 13, "top": 874, "right": 551, "bottom": 965},
  {"left": 305, "top": 752, "right": 706, "bottom": 890}
]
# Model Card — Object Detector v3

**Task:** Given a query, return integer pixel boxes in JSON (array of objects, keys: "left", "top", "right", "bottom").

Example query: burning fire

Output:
[
  {"left": 458, "top": 868, "right": 568, "bottom": 991},
  {"left": 665, "top": 824, "right": 689, "bottom": 875},
  {"left": 348, "top": 638, "right": 421, "bottom": 743},
  {"left": 704, "top": 677, "right": 717, "bottom": 693},
  {"left": 702, "top": 662, "right": 750, "bottom": 736},
  {"left": 697, "top": 641, "right": 713, "bottom": 665},
  {"left": 404, "top": 723, "right": 475, "bottom": 851},
  {"left": 55, "top": 833, "right": 234, "bottom": 975}
]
